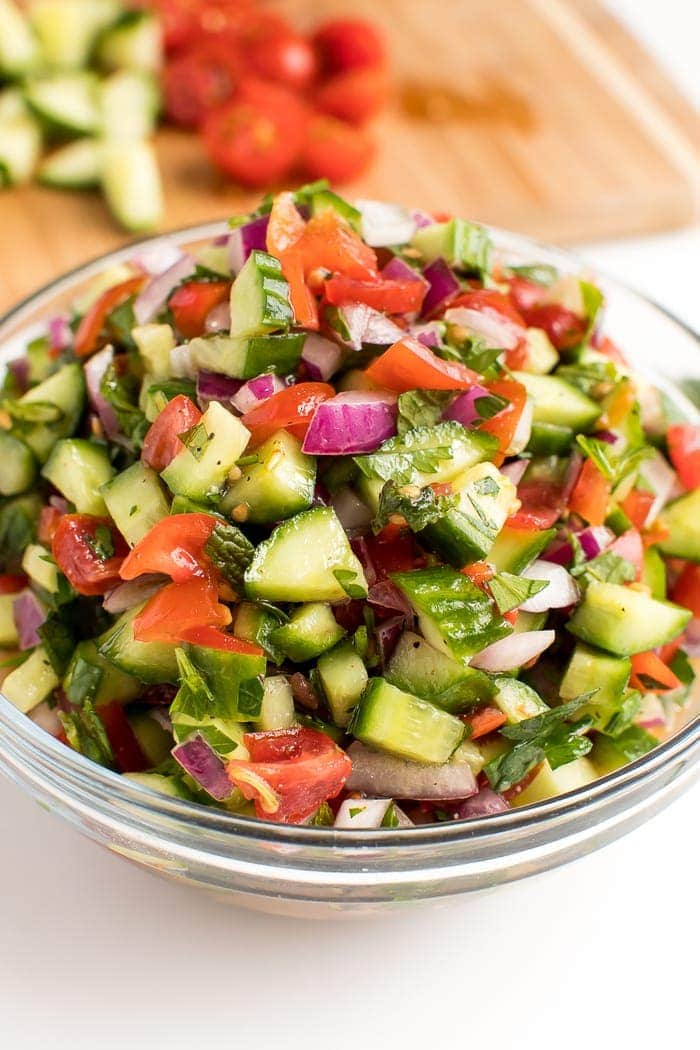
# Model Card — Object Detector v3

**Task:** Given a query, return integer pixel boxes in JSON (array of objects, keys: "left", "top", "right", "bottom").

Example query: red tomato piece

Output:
[
  {"left": 316, "top": 67, "right": 389, "bottom": 125},
  {"left": 133, "top": 577, "right": 231, "bottom": 644},
  {"left": 461, "top": 706, "right": 507, "bottom": 739},
  {"left": 241, "top": 382, "right": 334, "bottom": 447},
  {"left": 119, "top": 514, "right": 217, "bottom": 583},
  {"left": 667, "top": 424, "right": 700, "bottom": 490},
  {"left": 522, "top": 304, "right": 586, "bottom": 351},
  {"left": 671, "top": 563, "right": 700, "bottom": 619},
  {"left": 266, "top": 192, "right": 319, "bottom": 330},
  {"left": 97, "top": 702, "right": 149, "bottom": 774},
  {"left": 169, "top": 280, "right": 231, "bottom": 339},
  {"left": 248, "top": 29, "right": 317, "bottom": 90},
  {"left": 74, "top": 276, "right": 145, "bottom": 358},
  {"left": 178, "top": 624, "right": 264, "bottom": 655},
  {"left": 38, "top": 506, "right": 63, "bottom": 545},
  {"left": 460, "top": 562, "right": 495, "bottom": 589},
  {"left": 299, "top": 208, "right": 377, "bottom": 280},
  {"left": 448, "top": 289, "right": 526, "bottom": 328},
  {"left": 301, "top": 114, "right": 375, "bottom": 185},
  {"left": 630, "top": 651, "right": 682, "bottom": 693},
  {"left": 162, "top": 44, "right": 241, "bottom": 127},
  {"left": 52, "top": 515, "right": 128, "bottom": 596},
  {"left": 364, "top": 532, "right": 417, "bottom": 579},
  {"left": 620, "top": 489, "right": 655, "bottom": 531},
  {"left": 594, "top": 335, "right": 629, "bottom": 368},
  {"left": 226, "top": 727, "right": 352, "bottom": 823},
  {"left": 507, "top": 276, "right": 545, "bottom": 315},
  {"left": 0, "top": 573, "right": 27, "bottom": 594},
  {"left": 568, "top": 458, "right": 610, "bottom": 526},
  {"left": 478, "top": 376, "right": 527, "bottom": 460},
  {"left": 324, "top": 274, "right": 426, "bottom": 313},
  {"left": 313, "top": 18, "right": 386, "bottom": 74},
  {"left": 142, "top": 394, "right": 202, "bottom": 472},
  {"left": 365, "top": 336, "right": 477, "bottom": 393}
]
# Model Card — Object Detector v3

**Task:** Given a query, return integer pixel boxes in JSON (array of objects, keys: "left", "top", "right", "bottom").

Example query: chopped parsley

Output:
[{"left": 372, "top": 479, "right": 457, "bottom": 534}]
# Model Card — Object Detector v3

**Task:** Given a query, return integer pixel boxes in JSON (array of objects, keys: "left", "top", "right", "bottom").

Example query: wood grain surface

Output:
[{"left": 1, "top": 0, "right": 699, "bottom": 313}]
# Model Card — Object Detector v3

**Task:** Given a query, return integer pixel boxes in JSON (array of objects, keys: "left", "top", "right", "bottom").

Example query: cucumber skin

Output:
[
  {"left": 351, "top": 677, "right": 465, "bottom": 764},
  {"left": 566, "top": 581, "right": 691, "bottom": 656},
  {"left": 385, "top": 631, "right": 495, "bottom": 713},
  {"left": 659, "top": 489, "right": 700, "bottom": 562},
  {"left": 0, "top": 432, "right": 37, "bottom": 496},
  {"left": 98, "top": 604, "right": 178, "bottom": 684}
]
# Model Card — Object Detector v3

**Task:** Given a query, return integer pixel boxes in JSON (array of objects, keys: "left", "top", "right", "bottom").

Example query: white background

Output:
[{"left": 2, "top": 3, "right": 699, "bottom": 1048}]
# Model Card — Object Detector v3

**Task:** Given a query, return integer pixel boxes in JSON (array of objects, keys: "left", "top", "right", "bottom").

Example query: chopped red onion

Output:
[
  {"left": 172, "top": 734, "right": 234, "bottom": 801},
  {"left": 411, "top": 208, "right": 435, "bottom": 229},
  {"left": 350, "top": 536, "right": 378, "bottom": 587},
  {"left": 542, "top": 538, "right": 574, "bottom": 566},
  {"left": 13, "top": 591, "right": 46, "bottom": 650},
  {"left": 196, "top": 370, "right": 243, "bottom": 409},
  {"left": 521, "top": 560, "right": 579, "bottom": 612},
  {"left": 443, "top": 384, "right": 492, "bottom": 428},
  {"left": 204, "top": 300, "right": 231, "bottom": 334},
  {"left": 103, "top": 575, "right": 166, "bottom": 612},
  {"left": 302, "top": 391, "right": 397, "bottom": 455},
  {"left": 130, "top": 242, "right": 184, "bottom": 276},
  {"left": 231, "top": 373, "right": 284, "bottom": 414},
  {"left": 456, "top": 787, "right": 509, "bottom": 820},
  {"left": 356, "top": 199, "right": 416, "bottom": 247},
  {"left": 333, "top": 797, "right": 393, "bottom": 829},
  {"left": 683, "top": 617, "right": 700, "bottom": 657},
  {"left": 346, "top": 742, "right": 478, "bottom": 800},
  {"left": 608, "top": 529, "right": 643, "bottom": 573},
  {"left": 7, "top": 357, "right": 29, "bottom": 393},
  {"left": 639, "top": 451, "right": 678, "bottom": 525},
  {"left": 228, "top": 214, "right": 270, "bottom": 273},
  {"left": 381, "top": 255, "right": 428, "bottom": 288},
  {"left": 336, "top": 303, "right": 404, "bottom": 350},
  {"left": 470, "top": 630, "right": 556, "bottom": 672},
  {"left": 410, "top": 321, "right": 444, "bottom": 349},
  {"left": 636, "top": 693, "right": 666, "bottom": 729},
  {"left": 376, "top": 615, "right": 405, "bottom": 666},
  {"left": 506, "top": 396, "right": 533, "bottom": 456},
  {"left": 500, "top": 459, "right": 528, "bottom": 486},
  {"left": 332, "top": 488, "right": 373, "bottom": 533},
  {"left": 48, "top": 314, "right": 72, "bottom": 352},
  {"left": 444, "top": 304, "right": 524, "bottom": 350},
  {"left": 367, "top": 580, "right": 414, "bottom": 618},
  {"left": 49, "top": 495, "right": 69, "bottom": 514},
  {"left": 562, "top": 451, "right": 583, "bottom": 504},
  {"left": 578, "top": 525, "right": 615, "bottom": 560},
  {"left": 133, "top": 254, "right": 196, "bottom": 326},
  {"left": 420, "top": 258, "right": 460, "bottom": 319},
  {"left": 301, "top": 333, "right": 343, "bottom": 381},
  {"left": 83, "top": 345, "right": 121, "bottom": 440},
  {"left": 593, "top": 429, "right": 619, "bottom": 445},
  {"left": 30, "top": 701, "right": 64, "bottom": 738}
]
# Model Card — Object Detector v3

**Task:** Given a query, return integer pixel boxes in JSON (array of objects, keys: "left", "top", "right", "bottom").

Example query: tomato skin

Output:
[
  {"left": 38, "top": 506, "right": 63, "bottom": 545},
  {"left": 671, "top": 563, "right": 700, "bottom": 618},
  {"left": 142, "top": 394, "right": 202, "bottom": 472},
  {"left": 507, "top": 276, "right": 545, "bottom": 315},
  {"left": 248, "top": 30, "right": 317, "bottom": 90},
  {"left": 74, "top": 277, "right": 145, "bottom": 358},
  {"left": 178, "top": 624, "right": 264, "bottom": 655},
  {"left": 324, "top": 274, "right": 426, "bottom": 313},
  {"left": 0, "top": 573, "right": 27, "bottom": 595},
  {"left": 300, "top": 209, "right": 377, "bottom": 280},
  {"left": 522, "top": 304, "right": 586, "bottom": 351},
  {"left": 365, "top": 336, "right": 478, "bottom": 393},
  {"left": 313, "top": 18, "right": 386, "bottom": 74},
  {"left": 301, "top": 114, "right": 375, "bottom": 185},
  {"left": 364, "top": 532, "right": 417, "bottom": 578},
  {"left": 226, "top": 726, "right": 353, "bottom": 823},
  {"left": 133, "top": 577, "right": 231, "bottom": 644},
  {"left": 461, "top": 706, "right": 507, "bottom": 739},
  {"left": 478, "top": 376, "right": 527, "bottom": 459},
  {"left": 460, "top": 562, "right": 494, "bottom": 589},
  {"left": 97, "top": 702, "right": 149, "bottom": 773},
  {"left": 241, "top": 382, "right": 334, "bottom": 447},
  {"left": 203, "top": 95, "right": 304, "bottom": 187},
  {"left": 630, "top": 651, "right": 682, "bottom": 693},
  {"left": 568, "top": 459, "right": 610, "bottom": 526},
  {"left": 169, "top": 280, "right": 231, "bottom": 339},
  {"left": 52, "top": 515, "right": 128, "bottom": 596},
  {"left": 316, "top": 67, "right": 388, "bottom": 125},
  {"left": 266, "top": 192, "right": 319, "bottom": 330},
  {"left": 119, "top": 514, "right": 217, "bottom": 583},
  {"left": 620, "top": 488, "right": 655, "bottom": 531},
  {"left": 667, "top": 424, "right": 700, "bottom": 490}
]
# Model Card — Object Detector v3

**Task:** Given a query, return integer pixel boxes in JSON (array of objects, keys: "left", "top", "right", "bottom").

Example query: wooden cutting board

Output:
[{"left": 2, "top": 0, "right": 700, "bottom": 313}]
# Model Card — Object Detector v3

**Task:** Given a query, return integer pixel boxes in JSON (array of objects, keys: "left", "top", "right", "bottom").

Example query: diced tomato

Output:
[
  {"left": 324, "top": 274, "right": 427, "bottom": 313},
  {"left": 169, "top": 281, "right": 231, "bottom": 339},
  {"left": 658, "top": 637, "right": 684, "bottom": 666},
  {"left": 0, "top": 573, "right": 27, "bottom": 595},
  {"left": 364, "top": 532, "right": 417, "bottom": 578},
  {"left": 594, "top": 334, "right": 629, "bottom": 368},
  {"left": 316, "top": 67, "right": 389, "bottom": 125},
  {"left": 667, "top": 424, "right": 700, "bottom": 490},
  {"left": 478, "top": 376, "right": 527, "bottom": 460},
  {"left": 265, "top": 192, "right": 319, "bottom": 330},
  {"left": 461, "top": 706, "right": 507, "bottom": 739},
  {"left": 365, "top": 336, "right": 478, "bottom": 393},
  {"left": 630, "top": 651, "right": 682, "bottom": 693},
  {"left": 38, "top": 506, "right": 63, "bottom": 545},
  {"left": 508, "top": 468, "right": 566, "bottom": 531},
  {"left": 620, "top": 489, "right": 655, "bottom": 531},
  {"left": 507, "top": 505, "right": 560, "bottom": 531},
  {"left": 133, "top": 577, "right": 231, "bottom": 644},
  {"left": 162, "top": 40, "right": 243, "bottom": 127},
  {"left": 119, "top": 514, "right": 217, "bottom": 583},
  {"left": 142, "top": 394, "right": 202, "bottom": 472},
  {"left": 503, "top": 609, "right": 519, "bottom": 626},
  {"left": 507, "top": 276, "right": 545, "bottom": 315},
  {"left": 74, "top": 276, "right": 145, "bottom": 358},
  {"left": 97, "top": 702, "right": 149, "bottom": 774},
  {"left": 226, "top": 726, "right": 352, "bottom": 823},
  {"left": 52, "top": 515, "right": 128, "bottom": 596},
  {"left": 300, "top": 114, "right": 375, "bottom": 185},
  {"left": 313, "top": 18, "right": 386, "bottom": 74},
  {"left": 522, "top": 304, "right": 586, "bottom": 350},
  {"left": 241, "top": 382, "right": 334, "bottom": 447},
  {"left": 248, "top": 29, "right": 317, "bottom": 90},
  {"left": 178, "top": 624, "right": 264, "bottom": 655},
  {"left": 299, "top": 209, "right": 377, "bottom": 280},
  {"left": 568, "top": 458, "right": 610, "bottom": 526},
  {"left": 642, "top": 519, "right": 670, "bottom": 549},
  {"left": 671, "top": 563, "right": 700, "bottom": 618},
  {"left": 460, "top": 561, "right": 494, "bottom": 589}
]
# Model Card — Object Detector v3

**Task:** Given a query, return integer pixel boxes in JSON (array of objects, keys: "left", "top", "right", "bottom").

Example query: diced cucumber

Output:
[
  {"left": 186, "top": 641, "right": 266, "bottom": 720},
  {"left": 222, "top": 430, "right": 315, "bottom": 524},
  {"left": 96, "top": 10, "right": 162, "bottom": 74},
  {"left": 194, "top": 242, "right": 231, "bottom": 277},
  {"left": 0, "top": 591, "right": 19, "bottom": 646},
  {"left": 73, "top": 262, "right": 135, "bottom": 313},
  {"left": 559, "top": 642, "right": 631, "bottom": 731},
  {"left": 385, "top": 631, "right": 495, "bottom": 713},
  {"left": 62, "top": 639, "right": 140, "bottom": 706},
  {"left": 25, "top": 72, "right": 101, "bottom": 137},
  {"left": 513, "top": 371, "right": 600, "bottom": 431},
  {"left": 0, "top": 431, "right": 36, "bottom": 495},
  {"left": 510, "top": 757, "right": 598, "bottom": 807},
  {"left": 124, "top": 772, "right": 194, "bottom": 799},
  {"left": 590, "top": 727, "right": 658, "bottom": 776},
  {"left": 567, "top": 581, "right": 691, "bottom": 656},
  {"left": 526, "top": 422, "right": 573, "bottom": 456},
  {"left": 450, "top": 738, "right": 486, "bottom": 777},
  {"left": 98, "top": 603, "right": 178, "bottom": 683},
  {"left": 642, "top": 546, "right": 666, "bottom": 600},
  {"left": 233, "top": 601, "right": 283, "bottom": 662},
  {"left": 127, "top": 710, "right": 174, "bottom": 766},
  {"left": 351, "top": 678, "right": 465, "bottom": 763},
  {"left": 420, "top": 462, "right": 517, "bottom": 567},
  {"left": 41, "top": 438, "right": 114, "bottom": 514},
  {"left": 488, "top": 524, "right": 557, "bottom": 574},
  {"left": 161, "top": 401, "right": 250, "bottom": 503},
  {"left": 392, "top": 566, "right": 511, "bottom": 664},
  {"left": 15, "top": 362, "right": 85, "bottom": 462},
  {"left": 37, "top": 137, "right": 103, "bottom": 189},
  {"left": 492, "top": 676, "right": 549, "bottom": 723},
  {"left": 101, "top": 139, "right": 163, "bottom": 232},
  {"left": 271, "top": 602, "right": 345, "bottom": 662},
  {"left": 29, "top": 0, "right": 118, "bottom": 69},
  {"left": 410, "top": 218, "right": 491, "bottom": 275},
  {"left": 0, "top": 87, "right": 27, "bottom": 121},
  {"left": 229, "top": 250, "right": 292, "bottom": 340},
  {"left": 522, "top": 327, "right": 558, "bottom": 374},
  {"left": 2, "top": 646, "right": 58, "bottom": 713},
  {"left": 21, "top": 543, "right": 59, "bottom": 593},
  {"left": 132, "top": 323, "right": 175, "bottom": 378},
  {"left": 0, "top": 0, "right": 38, "bottom": 76},
  {"left": 256, "top": 676, "right": 297, "bottom": 731},
  {"left": 101, "top": 460, "right": 170, "bottom": 546},
  {"left": 0, "top": 115, "right": 42, "bottom": 185},
  {"left": 100, "top": 69, "right": 159, "bottom": 141},
  {"left": 244, "top": 506, "right": 368, "bottom": 603},
  {"left": 311, "top": 188, "right": 361, "bottom": 229},
  {"left": 188, "top": 331, "right": 305, "bottom": 380},
  {"left": 659, "top": 489, "right": 700, "bottom": 562},
  {"left": 316, "top": 641, "right": 368, "bottom": 727}
]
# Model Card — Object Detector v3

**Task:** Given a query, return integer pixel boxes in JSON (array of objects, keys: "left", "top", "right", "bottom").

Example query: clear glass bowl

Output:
[{"left": 1, "top": 224, "right": 699, "bottom": 918}]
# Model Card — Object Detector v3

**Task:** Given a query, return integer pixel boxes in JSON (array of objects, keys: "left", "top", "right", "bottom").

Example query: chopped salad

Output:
[{"left": 1, "top": 183, "right": 699, "bottom": 829}]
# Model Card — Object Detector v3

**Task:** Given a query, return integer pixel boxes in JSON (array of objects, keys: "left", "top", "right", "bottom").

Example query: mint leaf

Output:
[
  {"left": 489, "top": 572, "right": 549, "bottom": 614},
  {"left": 372, "top": 480, "right": 457, "bottom": 534},
  {"left": 179, "top": 420, "right": 211, "bottom": 461},
  {"left": 59, "top": 701, "right": 115, "bottom": 769},
  {"left": 354, "top": 423, "right": 466, "bottom": 484},
  {"left": 204, "top": 521, "right": 254, "bottom": 596},
  {"left": 86, "top": 523, "right": 115, "bottom": 561},
  {"left": 64, "top": 655, "right": 103, "bottom": 706},
  {"left": 100, "top": 361, "right": 149, "bottom": 446},
  {"left": 571, "top": 549, "right": 636, "bottom": 586},
  {"left": 440, "top": 337, "right": 502, "bottom": 375},
  {"left": 237, "top": 677, "right": 264, "bottom": 718},
  {"left": 38, "top": 615, "right": 75, "bottom": 677},
  {"left": 169, "top": 649, "right": 247, "bottom": 758},
  {"left": 396, "top": 390, "right": 453, "bottom": 435}
]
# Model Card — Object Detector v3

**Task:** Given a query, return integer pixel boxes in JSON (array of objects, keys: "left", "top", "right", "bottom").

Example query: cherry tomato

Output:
[
  {"left": 119, "top": 514, "right": 217, "bottom": 583},
  {"left": 301, "top": 114, "right": 375, "bottom": 184},
  {"left": 630, "top": 651, "right": 682, "bottom": 693},
  {"left": 74, "top": 277, "right": 145, "bottom": 358},
  {"left": 142, "top": 394, "right": 202, "bottom": 473},
  {"left": 226, "top": 726, "right": 352, "bottom": 823},
  {"left": 241, "top": 382, "right": 335, "bottom": 447},
  {"left": 324, "top": 274, "right": 426, "bottom": 313},
  {"left": 667, "top": 424, "right": 700, "bottom": 490},
  {"left": 313, "top": 18, "right": 387, "bottom": 74},
  {"left": 620, "top": 488, "right": 655, "bottom": 531},
  {"left": 522, "top": 304, "right": 586, "bottom": 351},
  {"left": 162, "top": 41, "right": 242, "bottom": 127},
  {"left": 52, "top": 515, "right": 128, "bottom": 596},
  {"left": 507, "top": 276, "right": 545, "bottom": 315},
  {"left": 568, "top": 458, "right": 610, "bottom": 526},
  {"left": 365, "top": 336, "right": 477, "bottom": 393},
  {"left": 461, "top": 706, "right": 507, "bottom": 739},
  {"left": 249, "top": 29, "right": 317, "bottom": 90},
  {"left": 316, "top": 67, "right": 389, "bottom": 125},
  {"left": 0, "top": 574, "right": 27, "bottom": 595},
  {"left": 97, "top": 702, "right": 149, "bottom": 774},
  {"left": 169, "top": 280, "right": 231, "bottom": 339},
  {"left": 133, "top": 577, "right": 231, "bottom": 644},
  {"left": 178, "top": 624, "right": 264, "bottom": 656}
]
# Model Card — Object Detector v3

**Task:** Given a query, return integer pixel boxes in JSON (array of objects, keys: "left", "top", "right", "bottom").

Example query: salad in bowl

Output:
[{"left": 1, "top": 183, "right": 698, "bottom": 832}]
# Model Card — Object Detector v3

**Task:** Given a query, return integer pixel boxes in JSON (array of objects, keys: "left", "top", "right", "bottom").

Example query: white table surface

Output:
[{"left": 2, "top": 3, "right": 698, "bottom": 1047}]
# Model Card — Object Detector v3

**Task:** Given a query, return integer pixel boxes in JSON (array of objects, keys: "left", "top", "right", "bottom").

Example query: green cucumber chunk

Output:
[
  {"left": 62, "top": 639, "right": 140, "bottom": 706},
  {"left": 14, "top": 362, "right": 85, "bottom": 462},
  {"left": 526, "top": 421, "right": 574, "bottom": 455},
  {"left": 186, "top": 640, "right": 266, "bottom": 720},
  {"left": 510, "top": 757, "right": 598, "bottom": 807},
  {"left": 222, "top": 429, "right": 315, "bottom": 525},
  {"left": 0, "top": 591, "right": 20, "bottom": 646},
  {"left": 351, "top": 678, "right": 465, "bottom": 763},
  {"left": 513, "top": 371, "right": 600, "bottom": 431},
  {"left": 567, "top": 581, "right": 691, "bottom": 656},
  {"left": 25, "top": 72, "right": 101, "bottom": 136},
  {"left": 385, "top": 630, "right": 495, "bottom": 713},
  {"left": 256, "top": 676, "right": 297, "bottom": 731},
  {"left": 659, "top": 489, "right": 700, "bottom": 562},
  {"left": 29, "top": 0, "right": 118, "bottom": 69},
  {"left": 559, "top": 642, "right": 631, "bottom": 731},
  {"left": 271, "top": 602, "right": 345, "bottom": 663},
  {"left": 488, "top": 524, "right": 557, "bottom": 574},
  {"left": 492, "top": 676, "right": 549, "bottom": 723},
  {"left": 132, "top": 324, "right": 175, "bottom": 378},
  {"left": 100, "top": 70, "right": 159, "bottom": 141},
  {"left": 229, "top": 249, "right": 292, "bottom": 340},
  {"left": 642, "top": 546, "right": 666, "bottom": 600},
  {"left": 0, "top": 0, "right": 39, "bottom": 76},
  {"left": 41, "top": 438, "right": 114, "bottom": 515},
  {"left": 101, "top": 460, "right": 170, "bottom": 546},
  {"left": 38, "top": 137, "right": 103, "bottom": 189},
  {"left": 101, "top": 139, "right": 163, "bottom": 232},
  {"left": 161, "top": 400, "right": 250, "bottom": 503},
  {"left": 189, "top": 332, "right": 304, "bottom": 380},
  {"left": 0, "top": 115, "right": 42, "bottom": 185},
  {"left": 96, "top": 10, "right": 161, "bottom": 73},
  {"left": 98, "top": 603, "right": 178, "bottom": 683},
  {"left": 2, "top": 646, "right": 59, "bottom": 713},
  {"left": 316, "top": 641, "right": 368, "bottom": 727},
  {"left": 411, "top": 218, "right": 491, "bottom": 275},
  {"left": 0, "top": 431, "right": 37, "bottom": 496},
  {"left": 21, "top": 543, "right": 60, "bottom": 593}
]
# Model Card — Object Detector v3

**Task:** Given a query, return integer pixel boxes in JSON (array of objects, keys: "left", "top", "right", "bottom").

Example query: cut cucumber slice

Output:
[
  {"left": 0, "top": 0, "right": 38, "bottom": 76},
  {"left": 2, "top": 646, "right": 58, "bottom": 714},
  {"left": 526, "top": 421, "right": 573, "bottom": 456},
  {"left": 38, "top": 137, "right": 103, "bottom": 189},
  {"left": 98, "top": 603, "right": 178, "bottom": 683},
  {"left": 513, "top": 371, "right": 600, "bottom": 431},
  {"left": 25, "top": 72, "right": 101, "bottom": 137},
  {"left": 522, "top": 327, "right": 558, "bottom": 374},
  {"left": 222, "top": 429, "right": 315, "bottom": 525},
  {"left": 351, "top": 678, "right": 465, "bottom": 763},
  {"left": 257, "top": 676, "right": 296, "bottom": 732},
  {"left": 567, "top": 581, "right": 691, "bottom": 656},
  {"left": 642, "top": 546, "right": 666, "bottom": 600},
  {"left": 62, "top": 639, "right": 140, "bottom": 706},
  {"left": 492, "top": 676, "right": 549, "bottom": 723},
  {"left": 128, "top": 709, "right": 174, "bottom": 765},
  {"left": 21, "top": 543, "right": 59, "bottom": 593},
  {"left": 132, "top": 324, "right": 175, "bottom": 379},
  {"left": 189, "top": 331, "right": 305, "bottom": 380},
  {"left": 124, "top": 772, "right": 194, "bottom": 799},
  {"left": 0, "top": 431, "right": 37, "bottom": 496},
  {"left": 41, "top": 438, "right": 114, "bottom": 515},
  {"left": 271, "top": 602, "right": 345, "bottom": 663},
  {"left": 488, "top": 524, "right": 557, "bottom": 574},
  {"left": 101, "top": 139, "right": 163, "bottom": 232},
  {"left": 244, "top": 506, "right": 368, "bottom": 603},
  {"left": 29, "top": 0, "right": 119, "bottom": 69},
  {"left": 0, "top": 87, "right": 27, "bottom": 122},
  {"left": 14, "top": 362, "right": 85, "bottom": 462},
  {"left": 229, "top": 250, "right": 292, "bottom": 340},
  {"left": 385, "top": 631, "right": 495, "bottom": 713},
  {"left": 96, "top": 10, "right": 162, "bottom": 73},
  {"left": 510, "top": 757, "right": 598, "bottom": 807},
  {"left": 0, "top": 591, "right": 20, "bottom": 646},
  {"left": 659, "top": 488, "right": 700, "bottom": 562},
  {"left": 559, "top": 641, "right": 631, "bottom": 732},
  {"left": 411, "top": 218, "right": 491, "bottom": 275},
  {"left": 101, "top": 460, "right": 170, "bottom": 546},
  {"left": 0, "top": 115, "right": 42, "bottom": 186},
  {"left": 100, "top": 69, "right": 159, "bottom": 141},
  {"left": 316, "top": 641, "right": 368, "bottom": 727},
  {"left": 161, "top": 400, "right": 250, "bottom": 503}
]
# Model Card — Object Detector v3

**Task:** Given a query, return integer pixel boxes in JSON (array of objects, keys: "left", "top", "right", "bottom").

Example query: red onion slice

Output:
[
  {"left": 470, "top": 630, "right": 556, "bottom": 672},
  {"left": 356, "top": 199, "right": 416, "bottom": 247},
  {"left": 301, "top": 333, "right": 343, "bottom": 382},
  {"left": 443, "top": 384, "right": 492, "bottom": 428},
  {"left": 83, "top": 345, "right": 121, "bottom": 440},
  {"left": 331, "top": 488, "right": 373, "bottom": 533},
  {"left": 636, "top": 693, "right": 666, "bottom": 729},
  {"left": 520, "top": 560, "right": 579, "bottom": 612},
  {"left": 640, "top": 451, "right": 678, "bottom": 525},
  {"left": 228, "top": 214, "right": 270, "bottom": 273},
  {"left": 171, "top": 735, "right": 234, "bottom": 801},
  {"left": 333, "top": 797, "right": 393, "bottom": 829},
  {"left": 133, "top": 254, "right": 196, "bottom": 326},
  {"left": 346, "top": 742, "right": 478, "bottom": 800},
  {"left": 336, "top": 303, "right": 405, "bottom": 351},
  {"left": 103, "top": 575, "right": 166, "bottom": 612},
  {"left": 48, "top": 314, "right": 72, "bottom": 352},
  {"left": 444, "top": 305, "right": 524, "bottom": 350},
  {"left": 420, "top": 258, "right": 460, "bottom": 319},
  {"left": 231, "top": 373, "right": 284, "bottom": 415},
  {"left": 608, "top": 529, "right": 644, "bottom": 574},
  {"left": 204, "top": 300, "right": 231, "bottom": 334},
  {"left": 302, "top": 391, "right": 398, "bottom": 455},
  {"left": 506, "top": 397, "right": 533, "bottom": 456},
  {"left": 500, "top": 459, "right": 528, "bottom": 486},
  {"left": 456, "top": 787, "right": 509, "bottom": 820},
  {"left": 13, "top": 591, "right": 46, "bottom": 650},
  {"left": 196, "top": 370, "right": 243, "bottom": 409}
]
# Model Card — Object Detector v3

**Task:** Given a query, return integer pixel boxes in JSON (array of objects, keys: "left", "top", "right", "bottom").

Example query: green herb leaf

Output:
[
  {"left": 0, "top": 495, "right": 39, "bottom": 570},
  {"left": 59, "top": 700, "right": 115, "bottom": 769},
  {"left": 396, "top": 390, "right": 453, "bottom": 435},
  {"left": 372, "top": 479, "right": 457, "bottom": 534},
  {"left": 146, "top": 378, "right": 197, "bottom": 403},
  {"left": 237, "top": 677, "right": 264, "bottom": 718},
  {"left": 204, "top": 520, "right": 254, "bottom": 596},
  {"left": 488, "top": 572, "right": 549, "bottom": 614},
  {"left": 354, "top": 423, "right": 462, "bottom": 484},
  {"left": 64, "top": 655, "right": 104, "bottom": 706},
  {"left": 606, "top": 725, "right": 658, "bottom": 762},
  {"left": 179, "top": 420, "right": 211, "bottom": 461},
  {"left": 333, "top": 568, "right": 367, "bottom": 599},
  {"left": 309, "top": 801, "right": 335, "bottom": 826},
  {"left": 106, "top": 297, "right": 137, "bottom": 349},
  {"left": 85, "top": 523, "right": 115, "bottom": 561},
  {"left": 38, "top": 615, "right": 75, "bottom": 677},
  {"left": 440, "top": 337, "right": 502, "bottom": 376},
  {"left": 570, "top": 549, "right": 636, "bottom": 586},
  {"left": 100, "top": 361, "right": 149, "bottom": 446},
  {"left": 169, "top": 649, "right": 247, "bottom": 758}
]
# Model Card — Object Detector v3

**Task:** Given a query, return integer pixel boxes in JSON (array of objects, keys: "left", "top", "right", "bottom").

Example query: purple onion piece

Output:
[
  {"left": 7, "top": 357, "right": 29, "bottom": 393},
  {"left": 593, "top": 430, "right": 619, "bottom": 445},
  {"left": 302, "top": 391, "right": 398, "bottom": 456},
  {"left": 375, "top": 616, "right": 405, "bottom": 667},
  {"left": 337, "top": 303, "right": 404, "bottom": 351},
  {"left": 411, "top": 208, "right": 435, "bottom": 229},
  {"left": 350, "top": 536, "right": 378, "bottom": 588},
  {"left": 410, "top": 322, "right": 443, "bottom": 349},
  {"left": 443, "top": 384, "right": 491, "bottom": 429},
  {"left": 103, "top": 576, "right": 166, "bottom": 615},
  {"left": 470, "top": 630, "right": 556, "bottom": 673},
  {"left": 231, "top": 373, "right": 284, "bottom": 415},
  {"left": 301, "top": 333, "right": 343, "bottom": 382},
  {"left": 381, "top": 255, "right": 427, "bottom": 286},
  {"left": 83, "top": 345, "right": 122, "bottom": 440},
  {"left": 171, "top": 734, "right": 234, "bottom": 801},
  {"left": 228, "top": 215, "right": 270, "bottom": 273},
  {"left": 13, "top": 591, "right": 46, "bottom": 650},
  {"left": 577, "top": 525, "right": 614, "bottom": 560},
  {"left": 346, "top": 742, "right": 477, "bottom": 800},
  {"left": 49, "top": 495, "right": 70, "bottom": 514},
  {"left": 367, "top": 580, "right": 414, "bottom": 617},
  {"left": 48, "top": 314, "right": 73, "bottom": 352},
  {"left": 420, "top": 258, "right": 460, "bottom": 319},
  {"left": 500, "top": 459, "right": 528, "bottom": 486},
  {"left": 456, "top": 788, "right": 509, "bottom": 820},
  {"left": 196, "top": 370, "right": 243, "bottom": 408},
  {"left": 133, "top": 254, "right": 196, "bottom": 326}
]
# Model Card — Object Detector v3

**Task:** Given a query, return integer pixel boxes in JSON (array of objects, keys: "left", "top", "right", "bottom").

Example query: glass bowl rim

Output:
[{"left": 1, "top": 219, "right": 698, "bottom": 851}]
